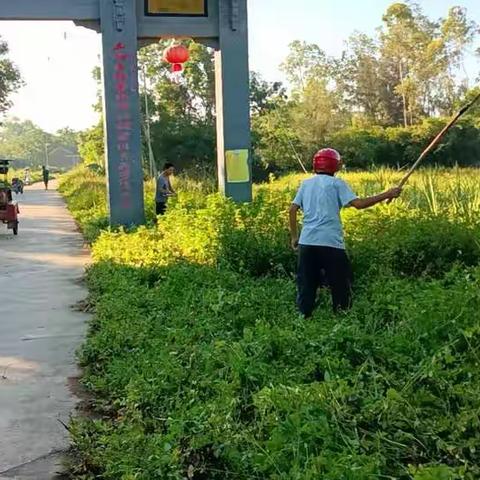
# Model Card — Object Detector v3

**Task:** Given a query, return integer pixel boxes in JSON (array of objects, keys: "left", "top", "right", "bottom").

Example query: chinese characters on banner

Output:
[{"left": 113, "top": 41, "right": 133, "bottom": 209}]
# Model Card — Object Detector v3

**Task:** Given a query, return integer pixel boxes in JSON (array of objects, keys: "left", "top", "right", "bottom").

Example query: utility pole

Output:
[
  {"left": 44, "top": 142, "right": 50, "bottom": 168},
  {"left": 142, "top": 65, "right": 157, "bottom": 180}
]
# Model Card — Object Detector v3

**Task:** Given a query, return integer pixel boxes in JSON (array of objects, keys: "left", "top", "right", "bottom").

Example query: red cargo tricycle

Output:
[{"left": 0, "top": 159, "right": 20, "bottom": 235}]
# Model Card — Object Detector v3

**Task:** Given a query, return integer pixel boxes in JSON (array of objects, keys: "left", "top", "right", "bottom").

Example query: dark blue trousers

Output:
[{"left": 297, "top": 245, "right": 353, "bottom": 317}]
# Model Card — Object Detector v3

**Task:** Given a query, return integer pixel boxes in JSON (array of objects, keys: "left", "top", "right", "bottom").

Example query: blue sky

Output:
[{"left": 0, "top": 0, "right": 479, "bottom": 132}]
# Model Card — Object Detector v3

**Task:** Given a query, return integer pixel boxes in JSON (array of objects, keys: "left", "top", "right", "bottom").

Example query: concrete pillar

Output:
[
  {"left": 215, "top": 0, "right": 252, "bottom": 202},
  {"left": 100, "top": 0, "right": 145, "bottom": 225}
]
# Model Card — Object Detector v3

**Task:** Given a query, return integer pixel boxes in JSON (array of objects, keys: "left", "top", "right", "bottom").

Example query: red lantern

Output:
[{"left": 163, "top": 44, "right": 190, "bottom": 72}]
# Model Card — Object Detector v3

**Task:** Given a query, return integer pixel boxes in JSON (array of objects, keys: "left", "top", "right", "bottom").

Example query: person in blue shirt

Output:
[
  {"left": 289, "top": 148, "right": 402, "bottom": 317},
  {"left": 156, "top": 163, "right": 176, "bottom": 216}
]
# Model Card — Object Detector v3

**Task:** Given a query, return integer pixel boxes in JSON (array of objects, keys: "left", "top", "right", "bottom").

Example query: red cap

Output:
[{"left": 313, "top": 148, "right": 341, "bottom": 174}]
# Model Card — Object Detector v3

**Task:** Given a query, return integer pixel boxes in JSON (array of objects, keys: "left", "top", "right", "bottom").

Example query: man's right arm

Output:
[
  {"left": 289, "top": 183, "right": 305, "bottom": 250},
  {"left": 289, "top": 203, "right": 300, "bottom": 250},
  {"left": 349, "top": 187, "right": 402, "bottom": 210}
]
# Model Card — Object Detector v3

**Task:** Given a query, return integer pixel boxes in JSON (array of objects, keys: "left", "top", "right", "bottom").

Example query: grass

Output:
[{"left": 60, "top": 165, "right": 480, "bottom": 480}]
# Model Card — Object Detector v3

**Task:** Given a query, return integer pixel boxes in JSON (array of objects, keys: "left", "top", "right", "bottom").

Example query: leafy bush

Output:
[
  {"left": 58, "top": 166, "right": 109, "bottom": 241},
  {"left": 70, "top": 262, "right": 480, "bottom": 479},
  {"left": 60, "top": 167, "right": 480, "bottom": 479}
]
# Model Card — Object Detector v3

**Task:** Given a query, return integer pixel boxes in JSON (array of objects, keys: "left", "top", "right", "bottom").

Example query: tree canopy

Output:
[
  {"left": 0, "top": 36, "right": 22, "bottom": 118},
  {"left": 75, "top": 2, "right": 480, "bottom": 176}
]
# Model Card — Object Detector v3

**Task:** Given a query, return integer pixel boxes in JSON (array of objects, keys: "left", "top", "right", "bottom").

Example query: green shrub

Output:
[
  {"left": 60, "top": 166, "right": 480, "bottom": 479},
  {"left": 69, "top": 262, "right": 480, "bottom": 479},
  {"left": 58, "top": 166, "right": 109, "bottom": 241}
]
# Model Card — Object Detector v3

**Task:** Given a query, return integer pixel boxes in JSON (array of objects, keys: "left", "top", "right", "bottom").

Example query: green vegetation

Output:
[
  {"left": 58, "top": 167, "right": 109, "bottom": 242},
  {"left": 0, "top": 119, "right": 79, "bottom": 169},
  {"left": 0, "top": 36, "right": 22, "bottom": 115},
  {"left": 62, "top": 166, "right": 480, "bottom": 479},
  {"left": 75, "top": 3, "right": 480, "bottom": 179},
  {"left": 46, "top": 3, "right": 480, "bottom": 478}
]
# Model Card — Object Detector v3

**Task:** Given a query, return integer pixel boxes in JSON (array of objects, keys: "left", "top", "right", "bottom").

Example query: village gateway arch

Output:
[{"left": 0, "top": 0, "right": 251, "bottom": 225}]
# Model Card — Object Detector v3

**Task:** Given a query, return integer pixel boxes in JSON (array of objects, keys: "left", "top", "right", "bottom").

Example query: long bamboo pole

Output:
[{"left": 396, "top": 92, "right": 480, "bottom": 189}]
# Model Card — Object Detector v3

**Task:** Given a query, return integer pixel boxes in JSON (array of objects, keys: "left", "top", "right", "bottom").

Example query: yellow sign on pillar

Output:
[
  {"left": 226, "top": 150, "right": 250, "bottom": 183},
  {"left": 145, "top": 0, "right": 207, "bottom": 16}
]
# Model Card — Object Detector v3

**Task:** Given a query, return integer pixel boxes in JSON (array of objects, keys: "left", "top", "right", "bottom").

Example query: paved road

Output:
[{"left": 0, "top": 182, "right": 89, "bottom": 478}]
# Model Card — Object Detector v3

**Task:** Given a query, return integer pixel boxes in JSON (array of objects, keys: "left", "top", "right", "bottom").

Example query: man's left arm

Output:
[{"left": 289, "top": 183, "right": 304, "bottom": 250}]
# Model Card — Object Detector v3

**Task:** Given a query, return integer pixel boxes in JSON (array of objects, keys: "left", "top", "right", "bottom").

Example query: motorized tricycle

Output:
[{"left": 0, "top": 159, "right": 20, "bottom": 235}]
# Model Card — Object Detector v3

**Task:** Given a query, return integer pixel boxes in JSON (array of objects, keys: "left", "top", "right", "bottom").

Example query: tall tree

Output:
[
  {"left": 280, "top": 42, "right": 348, "bottom": 140},
  {"left": 280, "top": 40, "right": 332, "bottom": 92},
  {"left": 335, "top": 33, "right": 391, "bottom": 125},
  {"left": 379, "top": 2, "right": 477, "bottom": 125},
  {"left": 55, "top": 127, "right": 79, "bottom": 151},
  {"left": 292, "top": 78, "right": 348, "bottom": 151},
  {"left": 380, "top": 3, "right": 432, "bottom": 125},
  {"left": 249, "top": 73, "right": 300, "bottom": 174},
  {"left": 250, "top": 72, "right": 286, "bottom": 115},
  {"left": 441, "top": 6, "right": 478, "bottom": 81},
  {"left": 138, "top": 40, "right": 216, "bottom": 122},
  {"left": 435, "top": 7, "right": 478, "bottom": 115},
  {"left": 0, "top": 37, "right": 22, "bottom": 117}
]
